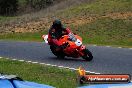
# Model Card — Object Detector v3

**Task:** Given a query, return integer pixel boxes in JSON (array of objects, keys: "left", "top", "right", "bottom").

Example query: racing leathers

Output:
[{"left": 48, "top": 25, "right": 71, "bottom": 48}]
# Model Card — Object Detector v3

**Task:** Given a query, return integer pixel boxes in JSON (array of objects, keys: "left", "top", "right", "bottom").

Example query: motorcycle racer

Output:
[
  {"left": 42, "top": 19, "right": 93, "bottom": 61},
  {"left": 48, "top": 19, "right": 72, "bottom": 49}
]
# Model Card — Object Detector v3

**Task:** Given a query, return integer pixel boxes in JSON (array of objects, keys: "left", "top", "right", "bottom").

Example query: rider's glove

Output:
[
  {"left": 68, "top": 33, "right": 74, "bottom": 39},
  {"left": 60, "top": 42, "right": 69, "bottom": 49}
]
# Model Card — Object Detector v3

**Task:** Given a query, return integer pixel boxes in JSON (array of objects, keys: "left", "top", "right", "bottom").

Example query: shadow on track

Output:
[{"left": 49, "top": 56, "right": 94, "bottom": 62}]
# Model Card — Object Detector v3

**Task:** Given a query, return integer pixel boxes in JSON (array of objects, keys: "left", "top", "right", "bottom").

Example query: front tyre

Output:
[{"left": 82, "top": 49, "right": 93, "bottom": 61}]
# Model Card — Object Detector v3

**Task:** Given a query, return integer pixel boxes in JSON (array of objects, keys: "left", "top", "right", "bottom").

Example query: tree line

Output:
[{"left": 0, "top": 0, "right": 54, "bottom": 16}]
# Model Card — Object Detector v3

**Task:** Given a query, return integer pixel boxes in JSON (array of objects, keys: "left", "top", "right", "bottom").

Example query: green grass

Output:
[
  {"left": 0, "top": 58, "right": 77, "bottom": 88},
  {"left": 0, "top": 16, "right": 16, "bottom": 22},
  {"left": 0, "top": 32, "right": 45, "bottom": 42},
  {"left": 1, "top": 17, "right": 131, "bottom": 47},
  {"left": 56, "top": 0, "right": 132, "bottom": 18},
  {"left": 0, "top": 0, "right": 132, "bottom": 47},
  {"left": 18, "top": 0, "right": 27, "bottom": 5},
  {"left": 71, "top": 18, "right": 132, "bottom": 46}
]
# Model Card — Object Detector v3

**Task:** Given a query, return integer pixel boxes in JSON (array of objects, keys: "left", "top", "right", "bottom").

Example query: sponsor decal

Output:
[{"left": 78, "top": 66, "right": 131, "bottom": 84}]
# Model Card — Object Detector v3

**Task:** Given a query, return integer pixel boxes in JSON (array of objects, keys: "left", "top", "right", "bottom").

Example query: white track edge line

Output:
[
  {"left": 118, "top": 47, "right": 122, "bottom": 48},
  {"left": 5, "top": 58, "right": 9, "bottom": 59},
  {"left": 45, "top": 64, "right": 51, "bottom": 66},
  {"left": 18, "top": 60, "right": 25, "bottom": 62},
  {"left": 2, "top": 57, "right": 132, "bottom": 78},
  {"left": 12, "top": 59, "right": 17, "bottom": 61},
  {"left": 8, "top": 57, "right": 101, "bottom": 74},
  {"left": 91, "top": 45, "right": 132, "bottom": 49},
  {"left": 31, "top": 62, "right": 38, "bottom": 64},
  {"left": 40, "top": 63, "right": 45, "bottom": 65},
  {"left": 93, "top": 45, "right": 97, "bottom": 46},
  {"left": 26, "top": 61, "right": 32, "bottom": 63},
  {"left": 106, "top": 46, "right": 111, "bottom": 48}
]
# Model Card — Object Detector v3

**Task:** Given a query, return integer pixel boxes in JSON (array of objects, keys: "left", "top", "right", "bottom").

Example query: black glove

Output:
[{"left": 60, "top": 42, "right": 69, "bottom": 49}]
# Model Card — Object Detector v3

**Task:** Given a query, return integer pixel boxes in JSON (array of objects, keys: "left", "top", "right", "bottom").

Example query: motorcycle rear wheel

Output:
[{"left": 82, "top": 49, "right": 93, "bottom": 61}]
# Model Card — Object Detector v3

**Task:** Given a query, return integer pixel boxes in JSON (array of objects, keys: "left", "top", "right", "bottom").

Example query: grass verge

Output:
[
  {"left": 0, "top": 0, "right": 131, "bottom": 47},
  {"left": 56, "top": 0, "right": 132, "bottom": 18},
  {"left": 71, "top": 18, "right": 132, "bottom": 47},
  {"left": 0, "top": 16, "right": 16, "bottom": 23},
  {"left": 0, "top": 17, "right": 131, "bottom": 47},
  {"left": 0, "top": 32, "right": 44, "bottom": 42},
  {"left": 0, "top": 58, "right": 77, "bottom": 88}
]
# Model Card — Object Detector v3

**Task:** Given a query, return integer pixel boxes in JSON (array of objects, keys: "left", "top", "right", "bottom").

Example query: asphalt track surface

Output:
[{"left": 0, "top": 41, "right": 132, "bottom": 75}]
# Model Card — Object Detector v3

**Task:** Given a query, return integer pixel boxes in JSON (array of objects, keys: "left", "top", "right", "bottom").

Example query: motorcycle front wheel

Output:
[{"left": 82, "top": 49, "right": 93, "bottom": 61}]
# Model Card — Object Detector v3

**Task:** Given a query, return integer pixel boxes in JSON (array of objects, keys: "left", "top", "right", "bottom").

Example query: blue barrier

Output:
[
  {"left": 0, "top": 74, "right": 54, "bottom": 88},
  {"left": 0, "top": 79, "right": 54, "bottom": 88},
  {"left": 0, "top": 80, "right": 14, "bottom": 88},
  {"left": 13, "top": 80, "right": 54, "bottom": 88}
]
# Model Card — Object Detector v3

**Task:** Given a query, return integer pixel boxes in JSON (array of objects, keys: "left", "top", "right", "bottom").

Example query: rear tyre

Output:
[
  {"left": 82, "top": 49, "right": 93, "bottom": 61},
  {"left": 50, "top": 46, "right": 65, "bottom": 59}
]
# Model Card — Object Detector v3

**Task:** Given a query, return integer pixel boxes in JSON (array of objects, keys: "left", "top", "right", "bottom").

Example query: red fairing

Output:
[
  {"left": 47, "top": 34, "right": 52, "bottom": 44},
  {"left": 48, "top": 34, "right": 61, "bottom": 46},
  {"left": 78, "top": 45, "right": 86, "bottom": 51},
  {"left": 80, "top": 45, "right": 86, "bottom": 51},
  {"left": 48, "top": 28, "right": 72, "bottom": 46},
  {"left": 52, "top": 39, "right": 61, "bottom": 46},
  {"left": 77, "top": 45, "right": 86, "bottom": 56}
]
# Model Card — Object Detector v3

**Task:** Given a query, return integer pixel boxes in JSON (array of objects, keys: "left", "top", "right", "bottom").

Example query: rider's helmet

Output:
[{"left": 53, "top": 19, "right": 62, "bottom": 30}]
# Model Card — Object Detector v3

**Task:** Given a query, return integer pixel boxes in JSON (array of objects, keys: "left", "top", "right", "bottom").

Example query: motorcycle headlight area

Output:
[{"left": 75, "top": 39, "right": 82, "bottom": 46}]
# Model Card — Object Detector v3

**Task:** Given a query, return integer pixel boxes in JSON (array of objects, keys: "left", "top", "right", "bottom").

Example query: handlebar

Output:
[{"left": 68, "top": 33, "right": 77, "bottom": 42}]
